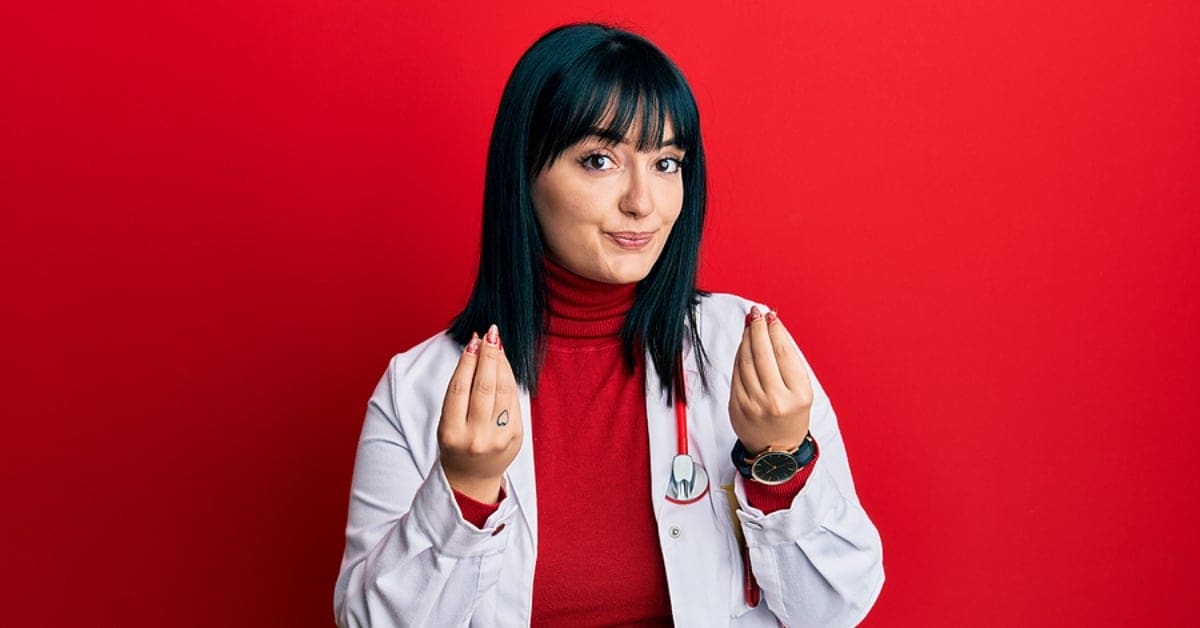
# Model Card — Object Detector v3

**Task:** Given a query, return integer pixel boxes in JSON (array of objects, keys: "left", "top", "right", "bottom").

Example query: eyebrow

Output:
[{"left": 585, "top": 128, "right": 679, "bottom": 148}]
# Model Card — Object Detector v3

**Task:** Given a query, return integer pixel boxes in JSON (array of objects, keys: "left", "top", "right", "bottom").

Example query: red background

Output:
[{"left": 3, "top": 1, "right": 1198, "bottom": 626}]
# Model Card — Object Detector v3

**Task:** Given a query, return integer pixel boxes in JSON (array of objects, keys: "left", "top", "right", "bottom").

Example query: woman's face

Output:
[{"left": 531, "top": 121, "right": 686, "bottom": 285}]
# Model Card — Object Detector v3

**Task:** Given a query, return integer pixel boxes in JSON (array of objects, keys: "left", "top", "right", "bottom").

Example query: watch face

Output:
[{"left": 751, "top": 452, "right": 799, "bottom": 485}]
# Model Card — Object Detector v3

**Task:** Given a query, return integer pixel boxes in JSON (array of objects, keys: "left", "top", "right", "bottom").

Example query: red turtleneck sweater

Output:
[{"left": 453, "top": 260, "right": 817, "bottom": 625}]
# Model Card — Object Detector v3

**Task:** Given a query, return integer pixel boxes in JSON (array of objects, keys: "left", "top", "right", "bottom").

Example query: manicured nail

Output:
[
  {"left": 485, "top": 324, "right": 499, "bottom": 346},
  {"left": 745, "top": 306, "right": 763, "bottom": 327},
  {"left": 765, "top": 310, "right": 778, "bottom": 325},
  {"left": 465, "top": 332, "right": 481, "bottom": 355}
]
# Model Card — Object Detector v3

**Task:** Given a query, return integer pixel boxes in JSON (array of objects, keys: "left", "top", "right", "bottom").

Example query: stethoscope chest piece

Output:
[{"left": 666, "top": 453, "right": 710, "bottom": 504}]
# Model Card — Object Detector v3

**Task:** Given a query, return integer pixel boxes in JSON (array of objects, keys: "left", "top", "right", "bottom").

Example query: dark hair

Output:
[{"left": 448, "top": 22, "right": 710, "bottom": 404}]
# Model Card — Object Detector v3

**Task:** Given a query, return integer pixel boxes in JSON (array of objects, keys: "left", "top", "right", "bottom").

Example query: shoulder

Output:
[
  {"left": 375, "top": 330, "right": 463, "bottom": 421},
  {"left": 693, "top": 291, "right": 766, "bottom": 363},
  {"left": 385, "top": 330, "right": 462, "bottom": 381},
  {"left": 693, "top": 291, "right": 826, "bottom": 392},
  {"left": 696, "top": 291, "right": 761, "bottom": 328}
]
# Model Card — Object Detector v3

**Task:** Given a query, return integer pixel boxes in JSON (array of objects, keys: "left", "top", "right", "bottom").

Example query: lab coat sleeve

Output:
[
  {"left": 333, "top": 356, "right": 519, "bottom": 628},
  {"left": 732, "top": 351, "right": 885, "bottom": 628}
]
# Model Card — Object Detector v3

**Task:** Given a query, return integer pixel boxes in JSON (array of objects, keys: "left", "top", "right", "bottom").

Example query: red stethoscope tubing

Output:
[
  {"left": 674, "top": 365, "right": 689, "bottom": 456},
  {"left": 674, "top": 364, "right": 760, "bottom": 608}
]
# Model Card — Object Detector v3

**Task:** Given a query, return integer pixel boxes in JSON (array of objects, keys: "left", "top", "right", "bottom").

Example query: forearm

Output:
[
  {"left": 336, "top": 466, "right": 514, "bottom": 627},
  {"left": 733, "top": 374, "right": 884, "bottom": 626},
  {"left": 735, "top": 458, "right": 884, "bottom": 627},
  {"left": 334, "top": 362, "right": 516, "bottom": 627}
]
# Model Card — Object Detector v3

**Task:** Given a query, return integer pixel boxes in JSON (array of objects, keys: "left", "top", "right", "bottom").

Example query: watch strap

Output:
[{"left": 731, "top": 434, "right": 816, "bottom": 480}]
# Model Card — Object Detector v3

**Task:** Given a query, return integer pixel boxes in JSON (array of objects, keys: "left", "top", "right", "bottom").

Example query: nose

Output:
[{"left": 619, "top": 168, "right": 654, "bottom": 218}]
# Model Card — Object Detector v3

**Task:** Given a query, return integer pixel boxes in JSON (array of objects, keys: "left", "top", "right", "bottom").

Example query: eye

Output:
[
  {"left": 579, "top": 153, "right": 616, "bottom": 171},
  {"left": 656, "top": 157, "right": 683, "bottom": 174}
]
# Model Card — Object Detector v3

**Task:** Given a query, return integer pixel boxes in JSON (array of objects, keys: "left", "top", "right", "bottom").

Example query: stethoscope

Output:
[
  {"left": 665, "top": 365, "right": 710, "bottom": 504},
  {"left": 664, "top": 361, "right": 762, "bottom": 607}
]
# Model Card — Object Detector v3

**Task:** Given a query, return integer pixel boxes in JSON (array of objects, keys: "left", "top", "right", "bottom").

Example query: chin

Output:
[
  {"left": 553, "top": 244, "right": 663, "bottom": 284},
  {"left": 601, "top": 257, "right": 658, "bottom": 284}
]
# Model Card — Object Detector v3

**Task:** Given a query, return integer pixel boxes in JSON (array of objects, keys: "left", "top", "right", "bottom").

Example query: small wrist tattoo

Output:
[{"left": 496, "top": 409, "right": 510, "bottom": 427}]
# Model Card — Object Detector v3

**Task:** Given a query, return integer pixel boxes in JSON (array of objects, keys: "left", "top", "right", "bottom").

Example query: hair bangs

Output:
[{"left": 530, "top": 37, "right": 700, "bottom": 175}]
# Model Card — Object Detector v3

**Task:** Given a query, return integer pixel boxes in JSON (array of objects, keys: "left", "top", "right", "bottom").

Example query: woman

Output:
[{"left": 334, "top": 23, "right": 884, "bottom": 627}]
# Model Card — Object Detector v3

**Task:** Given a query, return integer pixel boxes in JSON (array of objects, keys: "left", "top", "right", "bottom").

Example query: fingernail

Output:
[
  {"left": 485, "top": 324, "right": 499, "bottom": 346},
  {"left": 745, "top": 306, "right": 763, "bottom": 327},
  {"left": 465, "top": 333, "right": 481, "bottom": 355},
  {"left": 765, "top": 310, "right": 778, "bottom": 325}
]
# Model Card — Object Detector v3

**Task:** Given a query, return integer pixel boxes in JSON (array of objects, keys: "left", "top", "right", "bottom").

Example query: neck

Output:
[{"left": 543, "top": 258, "right": 637, "bottom": 339}]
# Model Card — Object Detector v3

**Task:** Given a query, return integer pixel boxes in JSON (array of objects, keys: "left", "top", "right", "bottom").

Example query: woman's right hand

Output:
[{"left": 438, "top": 324, "right": 523, "bottom": 504}]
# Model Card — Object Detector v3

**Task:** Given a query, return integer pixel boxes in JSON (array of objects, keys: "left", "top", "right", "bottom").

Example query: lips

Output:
[{"left": 606, "top": 232, "right": 654, "bottom": 249}]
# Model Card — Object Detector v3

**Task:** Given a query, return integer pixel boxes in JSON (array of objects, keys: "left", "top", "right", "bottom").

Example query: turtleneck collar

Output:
[{"left": 543, "top": 257, "right": 637, "bottom": 340}]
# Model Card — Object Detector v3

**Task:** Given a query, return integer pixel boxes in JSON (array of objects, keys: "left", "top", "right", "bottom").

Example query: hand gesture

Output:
[
  {"left": 438, "top": 324, "right": 523, "bottom": 504},
  {"left": 729, "top": 306, "right": 814, "bottom": 453}
]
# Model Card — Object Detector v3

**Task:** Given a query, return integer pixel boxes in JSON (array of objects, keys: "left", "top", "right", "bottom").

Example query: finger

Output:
[
  {"left": 729, "top": 355, "right": 754, "bottom": 414},
  {"left": 441, "top": 332, "right": 482, "bottom": 428},
  {"left": 496, "top": 350, "right": 523, "bottom": 438},
  {"left": 766, "top": 312, "right": 812, "bottom": 394},
  {"left": 748, "top": 306, "right": 786, "bottom": 395},
  {"left": 467, "top": 324, "right": 502, "bottom": 428},
  {"left": 735, "top": 323, "right": 765, "bottom": 401}
]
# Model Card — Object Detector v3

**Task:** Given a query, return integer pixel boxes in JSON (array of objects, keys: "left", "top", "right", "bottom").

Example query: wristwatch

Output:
[{"left": 731, "top": 434, "right": 816, "bottom": 485}]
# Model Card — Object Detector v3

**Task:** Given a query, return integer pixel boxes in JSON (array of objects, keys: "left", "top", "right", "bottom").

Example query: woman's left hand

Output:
[{"left": 729, "top": 305, "right": 814, "bottom": 453}]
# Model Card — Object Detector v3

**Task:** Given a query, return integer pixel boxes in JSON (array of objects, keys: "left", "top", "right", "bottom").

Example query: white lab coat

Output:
[{"left": 334, "top": 292, "right": 884, "bottom": 627}]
